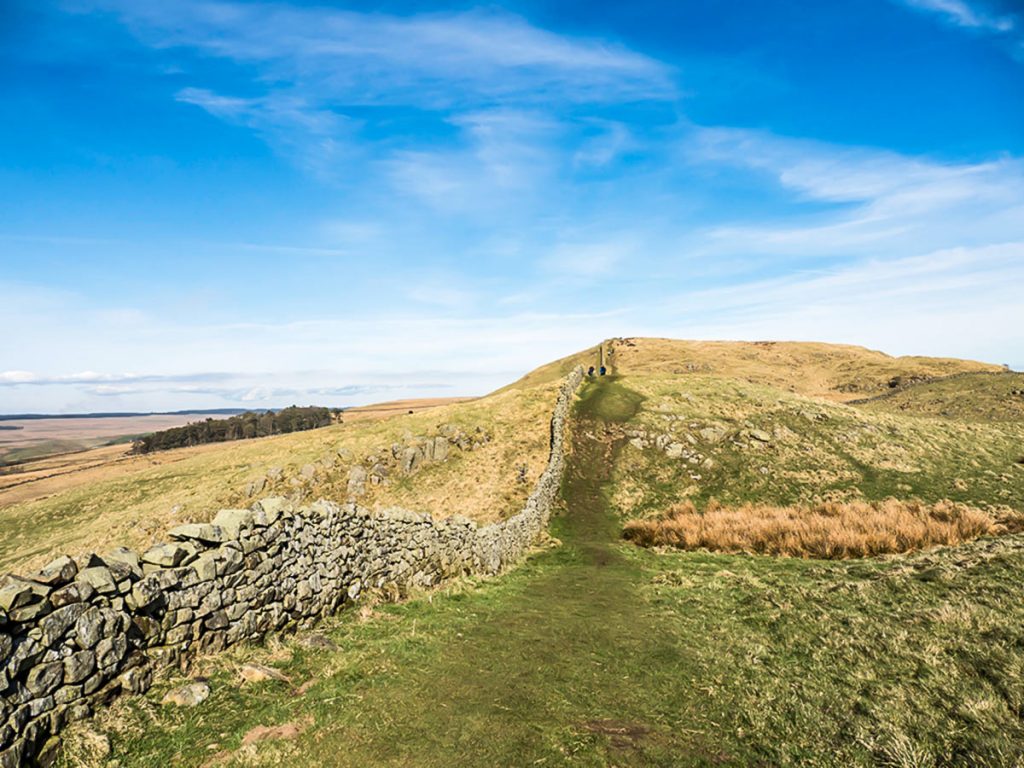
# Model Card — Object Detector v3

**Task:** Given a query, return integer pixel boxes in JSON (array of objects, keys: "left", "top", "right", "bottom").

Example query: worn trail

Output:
[{"left": 275, "top": 379, "right": 723, "bottom": 766}]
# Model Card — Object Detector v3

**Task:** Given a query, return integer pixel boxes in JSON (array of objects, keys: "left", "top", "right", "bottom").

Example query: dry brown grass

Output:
[{"left": 623, "top": 498, "right": 1017, "bottom": 558}]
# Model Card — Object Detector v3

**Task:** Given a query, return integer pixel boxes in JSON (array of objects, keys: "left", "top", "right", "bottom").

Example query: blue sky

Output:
[{"left": 1, "top": 0, "right": 1023, "bottom": 413}]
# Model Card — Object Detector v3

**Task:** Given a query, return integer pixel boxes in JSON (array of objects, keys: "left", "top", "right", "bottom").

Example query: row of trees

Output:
[{"left": 130, "top": 406, "right": 334, "bottom": 454}]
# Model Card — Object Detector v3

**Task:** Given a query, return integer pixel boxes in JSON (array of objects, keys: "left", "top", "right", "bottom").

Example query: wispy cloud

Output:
[
  {"left": 682, "top": 126, "right": 1024, "bottom": 262},
  {"left": 900, "top": 0, "right": 1015, "bottom": 32},
  {"left": 80, "top": 0, "right": 673, "bottom": 180}
]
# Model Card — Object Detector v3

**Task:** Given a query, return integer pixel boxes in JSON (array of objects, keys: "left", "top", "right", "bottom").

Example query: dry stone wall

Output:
[{"left": 0, "top": 366, "right": 584, "bottom": 767}]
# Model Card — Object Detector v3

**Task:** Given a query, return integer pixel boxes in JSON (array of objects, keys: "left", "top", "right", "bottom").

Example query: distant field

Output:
[{"left": 0, "top": 413, "right": 215, "bottom": 466}]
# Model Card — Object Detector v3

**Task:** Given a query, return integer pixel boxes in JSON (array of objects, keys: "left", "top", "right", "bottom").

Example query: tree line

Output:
[{"left": 130, "top": 406, "right": 335, "bottom": 454}]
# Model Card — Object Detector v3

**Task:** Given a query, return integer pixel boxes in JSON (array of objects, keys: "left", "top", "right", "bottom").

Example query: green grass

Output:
[
  {"left": 856, "top": 372, "right": 1024, "bottom": 423},
  {"left": 610, "top": 374, "right": 1024, "bottom": 519},
  {"left": 66, "top": 378, "right": 1024, "bottom": 767}
]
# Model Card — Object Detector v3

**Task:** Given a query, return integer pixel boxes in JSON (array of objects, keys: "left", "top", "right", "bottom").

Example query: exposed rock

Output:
[
  {"left": 295, "top": 633, "right": 338, "bottom": 651},
  {"left": 161, "top": 681, "right": 210, "bottom": 707},
  {"left": 698, "top": 425, "right": 728, "bottom": 443},
  {"left": 665, "top": 442, "right": 685, "bottom": 458},
  {"left": 238, "top": 663, "right": 291, "bottom": 685},
  {"left": 245, "top": 477, "right": 267, "bottom": 497},
  {"left": 347, "top": 466, "right": 367, "bottom": 496},
  {"left": 41, "top": 603, "right": 88, "bottom": 646},
  {"left": 74, "top": 607, "right": 105, "bottom": 650},
  {"left": 747, "top": 429, "right": 772, "bottom": 443}
]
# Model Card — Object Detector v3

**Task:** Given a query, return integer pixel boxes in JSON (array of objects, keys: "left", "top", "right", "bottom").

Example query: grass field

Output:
[{"left": 60, "top": 377, "right": 1024, "bottom": 767}]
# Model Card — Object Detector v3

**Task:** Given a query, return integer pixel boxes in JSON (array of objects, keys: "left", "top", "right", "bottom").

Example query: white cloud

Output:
[
  {"left": 901, "top": 0, "right": 1015, "bottom": 32},
  {"left": 682, "top": 126, "right": 1024, "bottom": 262}
]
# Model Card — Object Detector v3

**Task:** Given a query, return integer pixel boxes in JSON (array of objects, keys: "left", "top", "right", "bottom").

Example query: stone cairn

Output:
[{"left": 0, "top": 366, "right": 584, "bottom": 767}]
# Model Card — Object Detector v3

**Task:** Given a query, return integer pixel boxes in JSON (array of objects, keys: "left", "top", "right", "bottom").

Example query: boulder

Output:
[
  {"left": 161, "top": 681, "right": 210, "bottom": 707},
  {"left": 347, "top": 466, "right": 367, "bottom": 496},
  {"left": 141, "top": 543, "right": 196, "bottom": 568}
]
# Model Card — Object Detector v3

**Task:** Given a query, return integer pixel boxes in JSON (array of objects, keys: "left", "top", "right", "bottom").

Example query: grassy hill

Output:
[
  {"left": 65, "top": 372, "right": 1024, "bottom": 768},
  {"left": 855, "top": 371, "right": 1024, "bottom": 422},
  {"left": 0, "top": 382, "right": 561, "bottom": 575},
  {"left": 608, "top": 373, "right": 1024, "bottom": 522},
  {"left": 508, "top": 337, "right": 1002, "bottom": 401}
]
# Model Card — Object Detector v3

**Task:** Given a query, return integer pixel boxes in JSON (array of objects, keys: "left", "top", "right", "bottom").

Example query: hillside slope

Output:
[
  {"left": 511, "top": 338, "right": 1001, "bottom": 401},
  {"left": 0, "top": 382, "right": 561, "bottom": 575},
  {"left": 855, "top": 371, "right": 1024, "bottom": 422}
]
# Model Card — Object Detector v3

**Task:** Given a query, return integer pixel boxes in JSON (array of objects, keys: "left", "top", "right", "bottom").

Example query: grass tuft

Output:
[{"left": 622, "top": 498, "right": 1020, "bottom": 558}]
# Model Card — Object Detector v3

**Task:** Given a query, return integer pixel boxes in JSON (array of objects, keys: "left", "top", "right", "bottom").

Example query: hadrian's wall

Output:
[{"left": 0, "top": 366, "right": 585, "bottom": 767}]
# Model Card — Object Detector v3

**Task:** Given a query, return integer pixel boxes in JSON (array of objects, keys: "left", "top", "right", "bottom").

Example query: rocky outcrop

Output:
[{"left": 0, "top": 366, "right": 584, "bottom": 767}]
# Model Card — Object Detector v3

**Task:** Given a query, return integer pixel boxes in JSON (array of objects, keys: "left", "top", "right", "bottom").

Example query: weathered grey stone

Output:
[
  {"left": 205, "top": 610, "right": 229, "bottom": 631},
  {"left": 161, "top": 681, "right": 210, "bottom": 707},
  {"left": 141, "top": 543, "right": 193, "bottom": 568},
  {"left": 0, "top": 632, "right": 10, "bottom": 662},
  {"left": 96, "top": 636, "right": 127, "bottom": 669},
  {"left": 8, "top": 600, "right": 50, "bottom": 623},
  {"left": 748, "top": 429, "right": 772, "bottom": 443},
  {"left": 48, "top": 582, "right": 88, "bottom": 609},
  {"left": 77, "top": 566, "right": 117, "bottom": 595},
  {"left": 300, "top": 463, "right": 317, "bottom": 480},
  {"left": 29, "top": 556, "right": 78, "bottom": 587},
  {"left": 0, "top": 738, "right": 25, "bottom": 768},
  {"left": 127, "top": 576, "right": 163, "bottom": 612},
  {"left": 191, "top": 551, "right": 219, "bottom": 582},
  {"left": 26, "top": 662, "right": 63, "bottom": 697},
  {"left": 665, "top": 442, "right": 685, "bottom": 458},
  {"left": 0, "top": 576, "right": 48, "bottom": 611},
  {"left": 40, "top": 603, "right": 88, "bottom": 647},
  {"left": 347, "top": 466, "right": 367, "bottom": 496},
  {"left": 168, "top": 523, "right": 230, "bottom": 545},
  {"left": 63, "top": 650, "right": 95, "bottom": 685},
  {"left": 120, "top": 664, "right": 152, "bottom": 694},
  {"left": 101, "top": 547, "right": 143, "bottom": 579},
  {"left": 36, "top": 735, "right": 62, "bottom": 768},
  {"left": 296, "top": 633, "right": 338, "bottom": 651},
  {"left": 254, "top": 497, "right": 289, "bottom": 525},
  {"left": 74, "top": 607, "right": 104, "bottom": 650},
  {"left": 213, "top": 508, "right": 255, "bottom": 539}
]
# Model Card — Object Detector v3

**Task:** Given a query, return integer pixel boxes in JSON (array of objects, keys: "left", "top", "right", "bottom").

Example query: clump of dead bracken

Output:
[{"left": 623, "top": 498, "right": 1024, "bottom": 558}]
